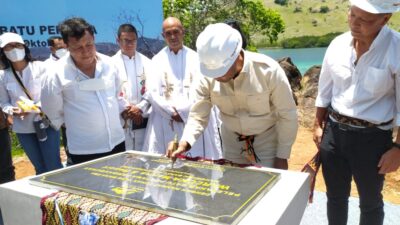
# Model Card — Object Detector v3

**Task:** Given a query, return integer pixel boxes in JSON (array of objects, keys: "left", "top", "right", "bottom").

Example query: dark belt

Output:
[{"left": 328, "top": 108, "right": 392, "bottom": 128}]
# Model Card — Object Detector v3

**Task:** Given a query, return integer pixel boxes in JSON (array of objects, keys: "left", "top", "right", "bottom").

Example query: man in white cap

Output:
[
  {"left": 167, "top": 23, "right": 298, "bottom": 169},
  {"left": 313, "top": 1, "right": 400, "bottom": 224}
]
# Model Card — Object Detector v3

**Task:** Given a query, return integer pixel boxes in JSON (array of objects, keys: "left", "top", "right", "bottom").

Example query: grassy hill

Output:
[{"left": 256, "top": 0, "right": 400, "bottom": 44}]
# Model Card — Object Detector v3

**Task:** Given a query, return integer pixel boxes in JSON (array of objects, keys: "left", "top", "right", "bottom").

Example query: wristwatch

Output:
[{"left": 392, "top": 142, "right": 400, "bottom": 149}]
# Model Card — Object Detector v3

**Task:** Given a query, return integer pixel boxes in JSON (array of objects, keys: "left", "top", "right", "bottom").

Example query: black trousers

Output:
[
  {"left": 320, "top": 119, "right": 392, "bottom": 225},
  {"left": 0, "top": 127, "right": 15, "bottom": 184},
  {"left": 67, "top": 141, "right": 126, "bottom": 166}
]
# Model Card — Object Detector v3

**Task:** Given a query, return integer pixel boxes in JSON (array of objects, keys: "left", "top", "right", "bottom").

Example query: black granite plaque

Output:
[{"left": 30, "top": 152, "right": 279, "bottom": 225}]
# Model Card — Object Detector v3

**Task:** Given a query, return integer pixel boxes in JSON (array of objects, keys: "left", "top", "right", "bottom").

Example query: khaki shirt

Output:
[{"left": 182, "top": 51, "right": 298, "bottom": 158}]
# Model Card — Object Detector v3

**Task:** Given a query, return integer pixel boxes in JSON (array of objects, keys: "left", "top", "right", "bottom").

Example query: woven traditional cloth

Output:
[{"left": 40, "top": 192, "right": 168, "bottom": 225}]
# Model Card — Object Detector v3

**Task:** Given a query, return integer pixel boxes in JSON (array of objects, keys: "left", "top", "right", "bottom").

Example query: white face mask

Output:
[
  {"left": 4, "top": 48, "right": 26, "bottom": 62},
  {"left": 55, "top": 48, "right": 68, "bottom": 59}
]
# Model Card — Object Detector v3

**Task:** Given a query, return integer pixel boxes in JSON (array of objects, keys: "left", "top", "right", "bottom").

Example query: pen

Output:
[{"left": 171, "top": 133, "right": 178, "bottom": 168}]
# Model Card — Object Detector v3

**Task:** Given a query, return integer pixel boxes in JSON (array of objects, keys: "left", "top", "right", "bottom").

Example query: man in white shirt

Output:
[
  {"left": 112, "top": 24, "right": 152, "bottom": 150},
  {"left": 143, "top": 17, "right": 222, "bottom": 159},
  {"left": 167, "top": 23, "right": 297, "bottom": 168},
  {"left": 44, "top": 36, "right": 70, "bottom": 164},
  {"left": 41, "top": 17, "right": 126, "bottom": 165},
  {"left": 313, "top": 1, "right": 400, "bottom": 224}
]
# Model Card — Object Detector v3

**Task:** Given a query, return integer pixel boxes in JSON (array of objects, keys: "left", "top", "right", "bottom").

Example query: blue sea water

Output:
[{"left": 258, "top": 47, "right": 327, "bottom": 75}]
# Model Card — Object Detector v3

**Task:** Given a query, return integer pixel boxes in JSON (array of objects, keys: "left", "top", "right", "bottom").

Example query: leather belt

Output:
[{"left": 328, "top": 107, "right": 392, "bottom": 128}]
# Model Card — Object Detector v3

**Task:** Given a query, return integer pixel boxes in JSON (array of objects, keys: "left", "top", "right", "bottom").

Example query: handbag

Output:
[
  {"left": 11, "top": 65, "right": 51, "bottom": 141},
  {"left": 132, "top": 117, "right": 148, "bottom": 130}
]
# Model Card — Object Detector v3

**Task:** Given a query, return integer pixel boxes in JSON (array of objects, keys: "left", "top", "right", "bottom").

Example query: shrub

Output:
[
  {"left": 320, "top": 6, "right": 330, "bottom": 13},
  {"left": 293, "top": 6, "right": 302, "bottom": 13},
  {"left": 274, "top": 0, "right": 289, "bottom": 6},
  {"left": 280, "top": 32, "right": 342, "bottom": 48}
]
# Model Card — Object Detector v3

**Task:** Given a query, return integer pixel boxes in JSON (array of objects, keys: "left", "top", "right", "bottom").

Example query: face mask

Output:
[
  {"left": 4, "top": 48, "right": 26, "bottom": 62},
  {"left": 55, "top": 48, "right": 68, "bottom": 59},
  {"left": 78, "top": 78, "right": 108, "bottom": 91}
]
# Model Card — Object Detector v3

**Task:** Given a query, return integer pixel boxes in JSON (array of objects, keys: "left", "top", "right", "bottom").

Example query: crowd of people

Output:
[{"left": 1, "top": 1, "right": 400, "bottom": 225}]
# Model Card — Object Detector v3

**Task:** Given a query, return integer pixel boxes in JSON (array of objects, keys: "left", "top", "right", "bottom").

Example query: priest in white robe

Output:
[
  {"left": 143, "top": 17, "right": 222, "bottom": 159},
  {"left": 112, "top": 24, "right": 152, "bottom": 150}
]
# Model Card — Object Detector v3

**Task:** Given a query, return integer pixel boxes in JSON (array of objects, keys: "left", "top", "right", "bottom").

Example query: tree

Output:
[{"left": 162, "top": 0, "right": 285, "bottom": 50}]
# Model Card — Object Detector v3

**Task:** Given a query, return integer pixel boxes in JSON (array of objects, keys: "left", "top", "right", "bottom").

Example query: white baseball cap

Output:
[
  {"left": 196, "top": 23, "right": 242, "bottom": 78},
  {"left": 0, "top": 32, "right": 24, "bottom": 48},
  {"left": 350, "top": 0, "right": 400, "bottom": 13}
]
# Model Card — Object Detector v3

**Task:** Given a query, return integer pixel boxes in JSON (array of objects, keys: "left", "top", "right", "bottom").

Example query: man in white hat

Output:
[
  {"left": 313, "top": 1, "right": 400, "bottom": 224},
  {"left": 167, "top": 23, "right": 298, "bottom": 169}
]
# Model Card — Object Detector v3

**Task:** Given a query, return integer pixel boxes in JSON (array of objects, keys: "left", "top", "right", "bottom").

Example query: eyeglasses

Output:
[
  {"left": 3, "top": 43, "right": 24, "bottom": 51},
  {"left": 120, "top": 39, "right": 137, "bottom": 45}
]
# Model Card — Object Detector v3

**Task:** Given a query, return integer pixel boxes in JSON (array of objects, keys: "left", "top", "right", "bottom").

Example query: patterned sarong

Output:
[{"left": 40, "top": 192, "right": 168, "bottom": 225}]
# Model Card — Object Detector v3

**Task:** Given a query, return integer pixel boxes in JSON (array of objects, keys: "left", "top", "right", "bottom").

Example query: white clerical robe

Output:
[
  {"left": 143, "top": 46, "right": 222, "bottom": 159},
  {"left": 112, "top": 50, "right": 152, "bottom": 150}
]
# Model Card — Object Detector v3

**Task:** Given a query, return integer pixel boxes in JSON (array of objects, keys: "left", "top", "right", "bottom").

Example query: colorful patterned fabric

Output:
[
  {"left": 301, "top": 151, "right": 321, "bottom": 203},
  {"left": 40, "top": 192, "right": 168, "bottom": 225}
]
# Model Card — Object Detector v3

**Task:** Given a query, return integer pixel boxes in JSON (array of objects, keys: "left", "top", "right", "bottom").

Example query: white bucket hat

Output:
[
  {"left": 350, "top": 0, "right": 400, "bottom": 13},
  {"left": 196, "top": 23, "right": 242, "bottom": 78},
  {"left": 0, "top": 32, "right": 24, "bottom": 48}
]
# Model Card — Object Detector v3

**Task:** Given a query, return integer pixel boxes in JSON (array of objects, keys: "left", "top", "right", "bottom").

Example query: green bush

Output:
[
  {"left": 10, "top": 131, "right": 25, "bottom": 157},
  {"left": 320, "top": 6, "right": 330, "bottom": 13},
  {"left": 280, "top": 32, "right": 342, "bottom": 48},
  {"left": 274, "top": 0, "right": 289, "bottom": 6}
]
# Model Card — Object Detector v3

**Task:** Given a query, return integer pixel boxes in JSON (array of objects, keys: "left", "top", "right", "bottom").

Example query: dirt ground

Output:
[{"left": 13, "top": 126, "right": 400, "bottom": 204}]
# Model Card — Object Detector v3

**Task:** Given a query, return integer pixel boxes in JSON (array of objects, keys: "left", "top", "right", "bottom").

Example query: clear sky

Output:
[{"left": 0, "top": 0, "right": 164, "bottom": 44}]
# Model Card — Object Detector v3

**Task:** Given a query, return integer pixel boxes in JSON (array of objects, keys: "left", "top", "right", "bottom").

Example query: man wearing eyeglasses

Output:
[
  {"left": 111, "top": 24, "right": 152, "bottom": 151},
  {"left": 143, "top": 17, "right": 222, "bottom": 160}
]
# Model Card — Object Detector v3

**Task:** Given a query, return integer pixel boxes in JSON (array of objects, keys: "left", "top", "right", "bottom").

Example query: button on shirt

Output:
[
  {"left": 41, "top": 53, "right": 126, "bottom": 155},
  {"left": 316, "top": 26, "right": 400, "bottom": 126},
  {"left": 0, "top": 61, "right": 45, "bottom": 133},
  {"left": 181, "top": 51, "right": 298, "bottom": 158}
]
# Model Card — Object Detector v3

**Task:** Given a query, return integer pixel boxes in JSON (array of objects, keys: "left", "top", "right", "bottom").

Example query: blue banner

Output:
[{"left": 0, "top": 0, "right": 164, "bottom": 58}]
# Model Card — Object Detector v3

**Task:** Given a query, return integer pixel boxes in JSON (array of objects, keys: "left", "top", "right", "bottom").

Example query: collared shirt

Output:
[
  {"left": 41, "top": 53, "right": 125, "bottom": 154},
  {"left": 181, "top": 51, "right": 298, "bottom": 159},
  {"left": 44, "top": 54, "right": 58, "bottom": 63},
  {"left": 0, "top": 61, "right": 45, "bottom": 133},
  {"left": 316, "top": 26, "right": 400, "bottom": 126}
]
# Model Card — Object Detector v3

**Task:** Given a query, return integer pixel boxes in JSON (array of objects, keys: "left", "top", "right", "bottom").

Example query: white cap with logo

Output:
[
  {"left": 0, "top": 32, "right": 24, "bottom": 48},
  {"left": 196, "top": 23, "right": 242, "bottom": 78},
  {"left": 350, "top": 0, "right": 400, "bottom": 14}
]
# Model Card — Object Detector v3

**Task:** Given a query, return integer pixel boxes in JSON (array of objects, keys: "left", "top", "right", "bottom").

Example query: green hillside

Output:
[{"left": 258, "top": 0, "right": 400, "bottom": 43}]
